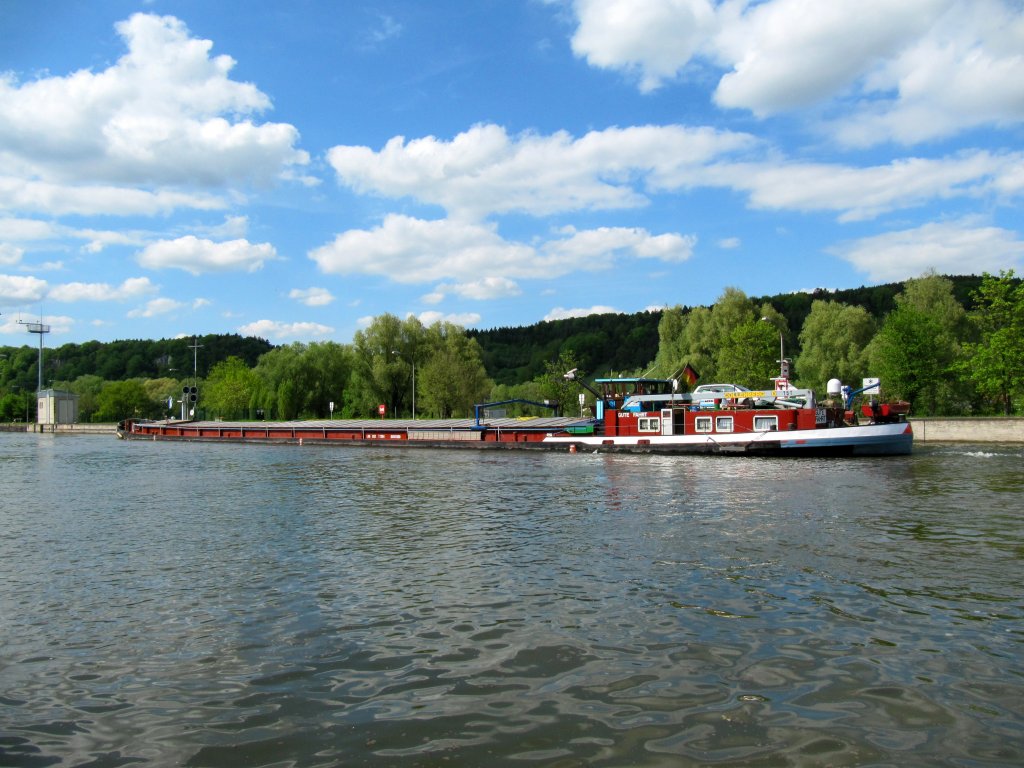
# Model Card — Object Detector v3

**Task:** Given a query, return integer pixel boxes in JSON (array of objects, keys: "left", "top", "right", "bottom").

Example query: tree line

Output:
[{"left": 1, "top": 272, "right": 1021, "bottom": 422}]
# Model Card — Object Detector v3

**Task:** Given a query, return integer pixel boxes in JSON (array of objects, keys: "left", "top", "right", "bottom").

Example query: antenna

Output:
[{"left": 19, "top": 316, "right": 50, "bottom": 393}]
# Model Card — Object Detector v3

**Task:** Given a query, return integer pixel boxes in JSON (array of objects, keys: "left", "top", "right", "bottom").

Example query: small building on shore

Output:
[{"left": 37, "top": 389, "right": 79, "bottom": 425}]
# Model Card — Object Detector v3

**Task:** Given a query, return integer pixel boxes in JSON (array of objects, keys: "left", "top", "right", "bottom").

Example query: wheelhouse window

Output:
[
  {"left": 754, "top": 415, "right": 779, "bottom": 432},
  {"left": 695, "top": 416, "right": 713, "bottom": 433},
  {"left": 638, "top": 417, "right": 661, "bottom": 432},
  {"left": 715, "top": 415, "right": 734, "bottom": 433}
]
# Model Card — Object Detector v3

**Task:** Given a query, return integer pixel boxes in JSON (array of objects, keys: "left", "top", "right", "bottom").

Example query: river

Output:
[{"left": 1, "top": 433, "right": 1021, "bottom": 766}]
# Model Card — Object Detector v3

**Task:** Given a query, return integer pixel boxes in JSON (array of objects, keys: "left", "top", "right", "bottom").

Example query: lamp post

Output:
[
  {"left": 391, "top": 351, "right": 415, "bottom": 419},
  {"left": 760, "top": 317, "right": 790, "bottom": 386}
]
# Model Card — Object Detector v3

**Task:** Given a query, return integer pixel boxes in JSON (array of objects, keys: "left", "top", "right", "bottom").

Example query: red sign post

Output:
[{"left": 378, "top": 404, "right": 386, "bottom": 418}]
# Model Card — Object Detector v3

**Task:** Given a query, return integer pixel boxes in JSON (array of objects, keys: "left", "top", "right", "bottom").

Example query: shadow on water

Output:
[{"left": 0, "top": 434, "right": 1021, "bottom": 766}]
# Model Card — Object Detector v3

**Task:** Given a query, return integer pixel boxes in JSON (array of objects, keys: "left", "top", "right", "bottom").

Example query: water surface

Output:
[{"left": 1, "top": 433, "right": 1021, "bottom": 766}]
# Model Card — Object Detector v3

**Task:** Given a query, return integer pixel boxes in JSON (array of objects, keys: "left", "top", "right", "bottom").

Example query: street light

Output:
[
  {"left": 761, "top": 316, "right": 790, "bottom": 384},
  {"left": 391, "top": 351, "right": 415, "bottom": 419}
]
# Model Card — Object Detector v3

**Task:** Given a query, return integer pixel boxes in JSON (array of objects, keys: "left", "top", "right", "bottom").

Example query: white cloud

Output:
[
  {"left": 0, "top": 217, "right": 58, "bottom": 241},
  {"left": 416, "top": 311, "right": 481, "bottom": 327},
  {"left": 48, "top": 277, "right": 157, "bottom": 302},
  {"left": 712, "top": 0, "right": 944, "bottom": 114},
  {"left": 710, "top": 151, "right": 1013, "bottom": 222},
  {"left": 310, "top": 215, "right": 696, "bottom": 286},
  {"left": 327, "top": 123, "right": 755, "bottom": 220},
  {"left": 718, "top": 237, "right": 740, "bottom": 249},
  {"left": 0, "top": 273, "right": 48, "bottom": 305},
  {"left": 138, "top": 236, "right": 277, "bottom": 274},
  {"left": 288, "top": 287, "right": 335, "bottom": 307},
  {"left": 829, "top": 220, "right": 1024, "bottom": 281},
  {"left": 570, "top": 0, "right": 717, "bottom": 93},
  {"left": 427, "top": 277, "right": 523, "bottom": 304},
  {"left": 0, "top": 177, "right": 226, "bottom": 217},
  {"left": 0, "top": 244, "right": 23, "bottom": 266},
  {"left": 831, "top": 0, "right": 1024, "bottom": 146},
  {"left": 237, "top": 319, "right": 335, "bottom": 340},
  {"left": 0, "top": 13, "right": 309, "bottom": 217},
  {"left": 544, "top": 305, "right": 619, "bottom": 321},
  {"left": 127, "top": 297, "right": 184, "bottom": 318},
  {"left": 310, "top": 215, "right": 535, "bottom": 283},
  {"left": 328, "top": 122, "right": 1020, "bottom": 226},
  {"left": 565, "top": 0, "right": 1024, "bottom": 146}
]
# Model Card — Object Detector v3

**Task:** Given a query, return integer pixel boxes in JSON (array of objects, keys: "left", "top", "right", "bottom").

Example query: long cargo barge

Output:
[{"left": 118, "top": 374, "right": 913, "bottom": 456}]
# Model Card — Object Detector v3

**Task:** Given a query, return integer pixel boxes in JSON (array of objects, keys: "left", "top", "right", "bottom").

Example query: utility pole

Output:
[{"left": 20, "top": 316, "right": 50, "bottom": 394}]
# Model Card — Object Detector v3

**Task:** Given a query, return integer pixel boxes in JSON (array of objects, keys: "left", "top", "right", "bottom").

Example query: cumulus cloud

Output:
[
  {"left": 310, "top": 215, "right": 696, "bottom": 286},
  {"left": 0, "top": 273, "right": 48, "bottom": 305},
  {"left": 327, "top": 123, "right": 755, "bottom": 220},
  {"left": 709, "top": 151, "right": 1014, "bottom": 222},
  {"left": 237, "top": 319, "right": 335, "bottom": 340},
  {"left": 431, "top": 277, "right": 523, "bottom": 302},
  {"left": 570, "top": 0, "right": 717, "bottom": 93},
  {"left": 127, "top": 297, "right": 184, "bottom": 318},
  {"left": 416, "top": 311, "right": 482, "bottom": 327},
  {"left": 0, "top": 12, "right": 309, "bottom": 217},
  {"left": 138, "top": 236, "right": 277, "bottom": 274},
  {"left": 327, "top": 122, "right": 1018, "bottom": 225},
  {"left": 288, "top": 287, "right": 335, "bottom": 307},
  {"left": 829, "top": 220, "right": 1024, "bottom": 281},
  {"left": 48, "top": 277, "right": 157, "bottom": 302},
  {"left": 565, "top": 0, "right": 1024, "bottom": 145},
  {"left": 0, "top": 244, "right": 23, "bottom": 266},
  {"left": 544, "top": 305, "right": 619, "bottom": 321}
]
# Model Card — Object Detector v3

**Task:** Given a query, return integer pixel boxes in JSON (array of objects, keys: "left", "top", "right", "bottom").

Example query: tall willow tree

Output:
[
  {"left": 418, "top": 322, "right": 492, "bottom": 418},
  {"left": 796, "top": 300, "right": 875, "bottom": 392},
  {"left": 652, "top": 288, "right": 789, "bottom": 386}
]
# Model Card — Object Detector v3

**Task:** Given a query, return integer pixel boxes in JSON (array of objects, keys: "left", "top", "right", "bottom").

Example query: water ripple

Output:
[{"left": 1, "top": 434, "right": 1021, "bottom": 766}]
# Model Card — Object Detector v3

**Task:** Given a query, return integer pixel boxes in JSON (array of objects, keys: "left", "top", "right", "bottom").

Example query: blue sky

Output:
[{"left": 1, "top": 0, "right": 1023, "bottom": 346}]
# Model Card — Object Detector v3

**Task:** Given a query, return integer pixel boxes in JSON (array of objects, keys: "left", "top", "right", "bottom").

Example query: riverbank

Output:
[
  {"left": 0, "top": 423, "right": 117, "bottom": 434},
  {"left": 2, "top": 419, "right": 1022, "bottom": 441},
  {"left": 910, "top": 417, "right": 1024, "bottom": 442}
]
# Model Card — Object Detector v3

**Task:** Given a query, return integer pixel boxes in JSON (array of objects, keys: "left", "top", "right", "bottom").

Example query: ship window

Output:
[
  {"left": 638, "top": 417, "right": 661, "bottom": 432},
  {"left": 754, "top": 415, "right": 778, "bottom": 432},
  {"left": 695, "top": 416, "right": 713, "bottom": 433},
  {"left": 715, "top": 416, "right": 734, "bottom": 433}
]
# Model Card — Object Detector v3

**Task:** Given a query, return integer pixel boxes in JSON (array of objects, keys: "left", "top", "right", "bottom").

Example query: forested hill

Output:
[
  {"left": 469, "top": 275, "right": 987, "bottom": 384},
  {"left": 0, "top": 275, "right": 991, "bottom": 390},
  {"left": 0, "top": 334, "right": 272, "bottom": 390},
  {"left": 467, "top": 311, "right": 662, "bottom": 385}
]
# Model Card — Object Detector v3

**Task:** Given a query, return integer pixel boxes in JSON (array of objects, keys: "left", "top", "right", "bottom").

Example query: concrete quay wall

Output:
[
  {"left": 911, "top": 417, "right": 1024, "bottom": 442},
  {"left": 0, "top": 423, "right": 117, "bottom": 434}
]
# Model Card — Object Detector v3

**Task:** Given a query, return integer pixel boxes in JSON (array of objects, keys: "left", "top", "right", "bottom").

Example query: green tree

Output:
[
  {"left": 536, "top": 350, "right": 582, "bottom": 417},
  {"left": 716, "top": 321, "right": 779, "bottom": 387},
  {"left": 869, "top": 306, "right": 944, "bottom": 413},
  {"left": 796, "top": 301, "right": 875, "bottom": 392},
  {"left": 93, "top": 379, "right": 158, "bottom": 422},
  {"left": 418, "top": 322, "right": 492, "bottom": 417},
  {"left": 204, "top": 357, "right": 257, "bottom": 419},
  {"left": 960, "top": 270, "right": 1024, "bottom": 414},
  {"left": 350, "top": 314, "right": 424, "bottom": 417},
  {"left": 869, "top": 274, "right": 966, "bottom": 414}
]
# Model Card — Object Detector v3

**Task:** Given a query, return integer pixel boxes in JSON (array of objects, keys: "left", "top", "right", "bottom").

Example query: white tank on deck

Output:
[{"left": 827, "top": 378, "right": 843, "bottom": 397}]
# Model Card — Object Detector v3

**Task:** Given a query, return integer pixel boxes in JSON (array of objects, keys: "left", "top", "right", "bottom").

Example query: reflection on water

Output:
[{"left": 1, "top": 435, "right": 1021, "bottom": 766}]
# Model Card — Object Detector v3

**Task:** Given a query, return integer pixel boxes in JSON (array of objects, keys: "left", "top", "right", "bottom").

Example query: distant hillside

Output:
[
  {"left": 467, "top": 311, "right": 662, "bottom": 385},
  {"left": 0, "top": 334, "right": 272, "bottom": 392},
  {"left": 0, "top": 275, "right": 994, "bottom": 391},
  {"left": 469, "top": 275, "right": 988, "bottom": 384}
]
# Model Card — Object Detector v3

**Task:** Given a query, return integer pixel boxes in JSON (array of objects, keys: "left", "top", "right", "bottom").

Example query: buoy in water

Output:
[{"left": 569, "top": 444, "right": 577, "bottom": 453}]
